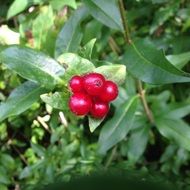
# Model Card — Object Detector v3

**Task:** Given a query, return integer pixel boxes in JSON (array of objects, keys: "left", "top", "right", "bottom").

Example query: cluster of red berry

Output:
[{"left": 68, "top": 73, "right": 118, "bottom": 118}]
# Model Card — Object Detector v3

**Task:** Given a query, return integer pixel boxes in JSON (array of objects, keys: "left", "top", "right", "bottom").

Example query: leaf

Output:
[
  {"left": 55, "top": 6, "right": 89, "bottom": 58},
  {"left": 124, "top": 39, "right": 190, "bottom": 84},
  {"left": 79, "top": 38, "right": 96, "bottom": 59},
  {"left": 0, "top": 46, "right": 65, "bottom": 89},
  {"left": 88, "top": 116, "right": 104, "bottom": 133},
  {"left": 32, "top": 5, "right": 54, "bottom": 50},
  {"left": 82, "top": 0, "right": 123, "bottom": 31},
  {"left": 159, "top": 101, "right": 190, "bottom": 120},
  {"left": 98, "top": 96, "right": 138, "bottom": 154},
  {"left": 40, "top": 91, "right": 69, "bottom": 110},
  {"left": 57, "top": 53, "right": 95, "bottom": 81},
  {"left": 7, "top": 0, "right": 43, "bottom": 19},
  {"left": 0, "top": 81, "right": 46, "bottom": 122},
  {"left": 50, "top": 0, "right": 77, "bottom": 10},
  {"left": 156, "top": 118, "right": 190, "bottom": 151},
  {"left": 127, "top": 126, "right": 149, "bottom": 162},
  {"left": 150, "top": 2, "right": 179, "bottom": 34},
  {"left": 31, "top": 143, "right": 45, "bottom": 157},
  {"left": 94, "top": 65, "right": 126, "bottom": 85},
  {"left": 166, "top": 52, "right": 190, "bottom": 69}
]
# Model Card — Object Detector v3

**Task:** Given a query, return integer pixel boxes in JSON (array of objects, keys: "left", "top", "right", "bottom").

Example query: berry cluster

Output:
[{"left": 68, "top": 73, "right": 118, "bottom": 118}]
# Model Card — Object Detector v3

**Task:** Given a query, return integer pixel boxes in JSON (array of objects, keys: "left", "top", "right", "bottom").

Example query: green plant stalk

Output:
[
  {"left": 118, "top": 0, "right": 131, "bottom": 44},
  {"left": 118, "top": 0, "right": 155, "bottom": 125}
]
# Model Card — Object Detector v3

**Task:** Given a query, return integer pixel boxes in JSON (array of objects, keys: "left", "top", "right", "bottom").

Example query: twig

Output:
[
  {"left": 11, "top": 145, "right": 28, "bottom": 165},
  {"left": 118, "top": 0, "right": 154, "bottom": 125},
  {"left": 108, "top": 37, "right": 121, "bottom": 55},
  {"left": 37, "top": 116, "right": 51, "bottom": 133},
  {"left": 137, "top": 80, "right": 155, "bottom": 124},
  {"left": 59, "top": 111, "right": 68, "bottom": 127},
  {"left": 118, "top": 0, "right": 131, "bottom": 44}
]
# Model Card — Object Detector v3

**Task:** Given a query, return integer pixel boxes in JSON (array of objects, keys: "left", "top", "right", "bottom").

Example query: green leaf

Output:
[
  {"left": 57, "top": 53, "right": 95, "bottom": 81},
  {"left": 124, "top": 39, "right": 190, "bottom": 84},
  {"left": 40, "top": 91, "right": 69, "bottom": 110},
  {"left": 0, "top": 172, "right": 10, "bottom": 185},
  {"left": 50, "top": 0, "right": 77, "bottom": 10},
  {"left": 82, "top": 0, "right": 123, "bottom": 31},
  {"left": 88, "top": 116, "right": 104, "bottom": 133},
  {"left": 55, "top": 6, "right": 89, "bottom": 58},
  {"left": 127, "top": 126, "right": 149, "bottom": 162},
  {"left": 156, "top": 118, "right": 190, "bottom": 151},
  {"left": 79, "top": 38, "right": 96, "bottom": 59},
  {"left": 150, "top": 2, "right": 179, "bottom": 34},
  {"left": 0, "top": 46, "right": 65, "bottom": 89},
  {"left": 32, "top": 5, "right": 54, "bottom": 50},
  {"left": 31, "top": 142, "right": 45, "bottom": 157},
  {"left": 166, "top": 52, "right": 190, "bottom": 69},
  {"left": 94, "top": 65, "right": 126, "bottom": 85},
  {"left": 0, "top": 81, "right": 46, "bottom": 122},
  {"left": 7, "top": 0, "right": 43, "bottom": 19},
  {"left": 98, "top": 96, "right": 138, "bottom": 154},
  {"left": 159, "top": 101, "right": 190, "bottom": 120}
]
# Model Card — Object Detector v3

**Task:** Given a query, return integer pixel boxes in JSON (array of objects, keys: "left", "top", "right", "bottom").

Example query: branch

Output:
[{"left": 118, "top": 0, "right": 155, "bottom": 125}]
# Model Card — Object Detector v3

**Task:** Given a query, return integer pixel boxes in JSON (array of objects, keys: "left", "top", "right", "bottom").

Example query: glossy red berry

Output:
[
  {"left": 99, "top": 81, "right": 118, "bottom": 102},
  {"left": 69, "top": 93, "right": 92, "bottom": 116},
  {"left": 90, "top": 101, "right": 109, "bottom": 118},
  {"left": 83, "top": 73, "right": 105, "bottom": 96},
  {"left": 69, "top": 75, "right": 83, "bottom": 93}
]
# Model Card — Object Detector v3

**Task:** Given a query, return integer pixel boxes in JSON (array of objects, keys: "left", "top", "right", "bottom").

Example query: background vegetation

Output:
[{"left": 0, "top": 0, "right": 190, "bottom": 189}]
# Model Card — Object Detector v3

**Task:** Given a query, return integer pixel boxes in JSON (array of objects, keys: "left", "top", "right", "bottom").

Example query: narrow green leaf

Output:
[
  {"left": 32, "top": 5, "right": 54, "bottom": 50},
  {"left": 55, "top": 6, "right": 89, "bottom": 58},
  {"left": 88, "top": 116, "right": 104, "bottom": 133},
  {"left": 150, "top": 2, "right": 178, "bottom": 34},
  {"left": 127, "top": 126, "right": 149, "bottom": 162},
  {"left": 79, "top": 38, "right": 96, "bottom": 59},
  {"left": 82, "top": 0, "right": 123, "bottom": 31},
  {"left": 57, "top": 53, "right": 95, "bottom": 81},
  {"left": 0, "top": 46, "right": 65, "bottom": 89},
  {"left": 159, "top": 101, "right": 190, "bottom": 120},
  {"left": 7, "top": 0, "right": 43, "bottom": 19},
  {"left": 124, "top": 39, "right": 190, "bottom": 84},
  {"left": 94, "top": 65, "right": 126, "bottom": 85},
  {"left": 166, "top": 52, "right": 190, "bottom": 69},
  {"left": 98, "top": 96, "right": 138, "bottom": 154},
  {"left": 31, "top": 142, "right": 45, "bottom": 157},
  {"left": 40, "top": 91, "right": 69, "bottom": 110},
  {"left": 0, "top": 81, "right": 46, "bottom": 122},
  {"left": 156, "top": 118, "right": 190, "bottom": 151}
]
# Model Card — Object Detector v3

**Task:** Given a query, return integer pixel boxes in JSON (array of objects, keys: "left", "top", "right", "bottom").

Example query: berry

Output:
[
  {"left": 99, "top": 81, "right": 118, "bottom": 102},
  {"left": 69, "top": 93, "right": 92, "bottom": 116},
  {"left": 69, "top": 75, "right": 83, "bottom": 93},
  {"left": 83, "top": 73, "right": 105, "bottom": 96},
  {"left": 90, "top": 101, "right": 109, "bottom": 118}
]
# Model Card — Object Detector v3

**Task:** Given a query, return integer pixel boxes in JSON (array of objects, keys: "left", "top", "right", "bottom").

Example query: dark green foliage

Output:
[{"left": 0, "top": 0, "right": 190, "bottom": 189}]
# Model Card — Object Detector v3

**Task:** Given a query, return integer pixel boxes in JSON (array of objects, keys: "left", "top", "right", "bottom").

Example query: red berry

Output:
[
  {"left": 83, "top": 73, "right": 105, "bottom": 96},
  {"left": 69, "top": 75, "right": 83, "bottom": 93},
  {"left": 90, "top": 101, "right": 109, "bottom": 118},
  {"left": 99, "top": 81, "right": 118, "bottom": 102},
  {"left": 69, "top": 93, "right": 92, "bottom": 116}
]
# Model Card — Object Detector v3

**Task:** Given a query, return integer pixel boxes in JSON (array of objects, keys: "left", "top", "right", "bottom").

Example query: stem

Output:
[
  {"left": 118, "top": 0, "right": 131, "bottom": 44},
  {"left": 104, "top": 146, "right": 117, "bottom": 169},
  {"left": 108, "top": 37, "right": 121, "bottom": 55},
  {"left": 137, "top": 80, "right": 155, "bottom": 124},
  {"left": 118, "top": 0, "right": 154, "bottom": 125}
]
